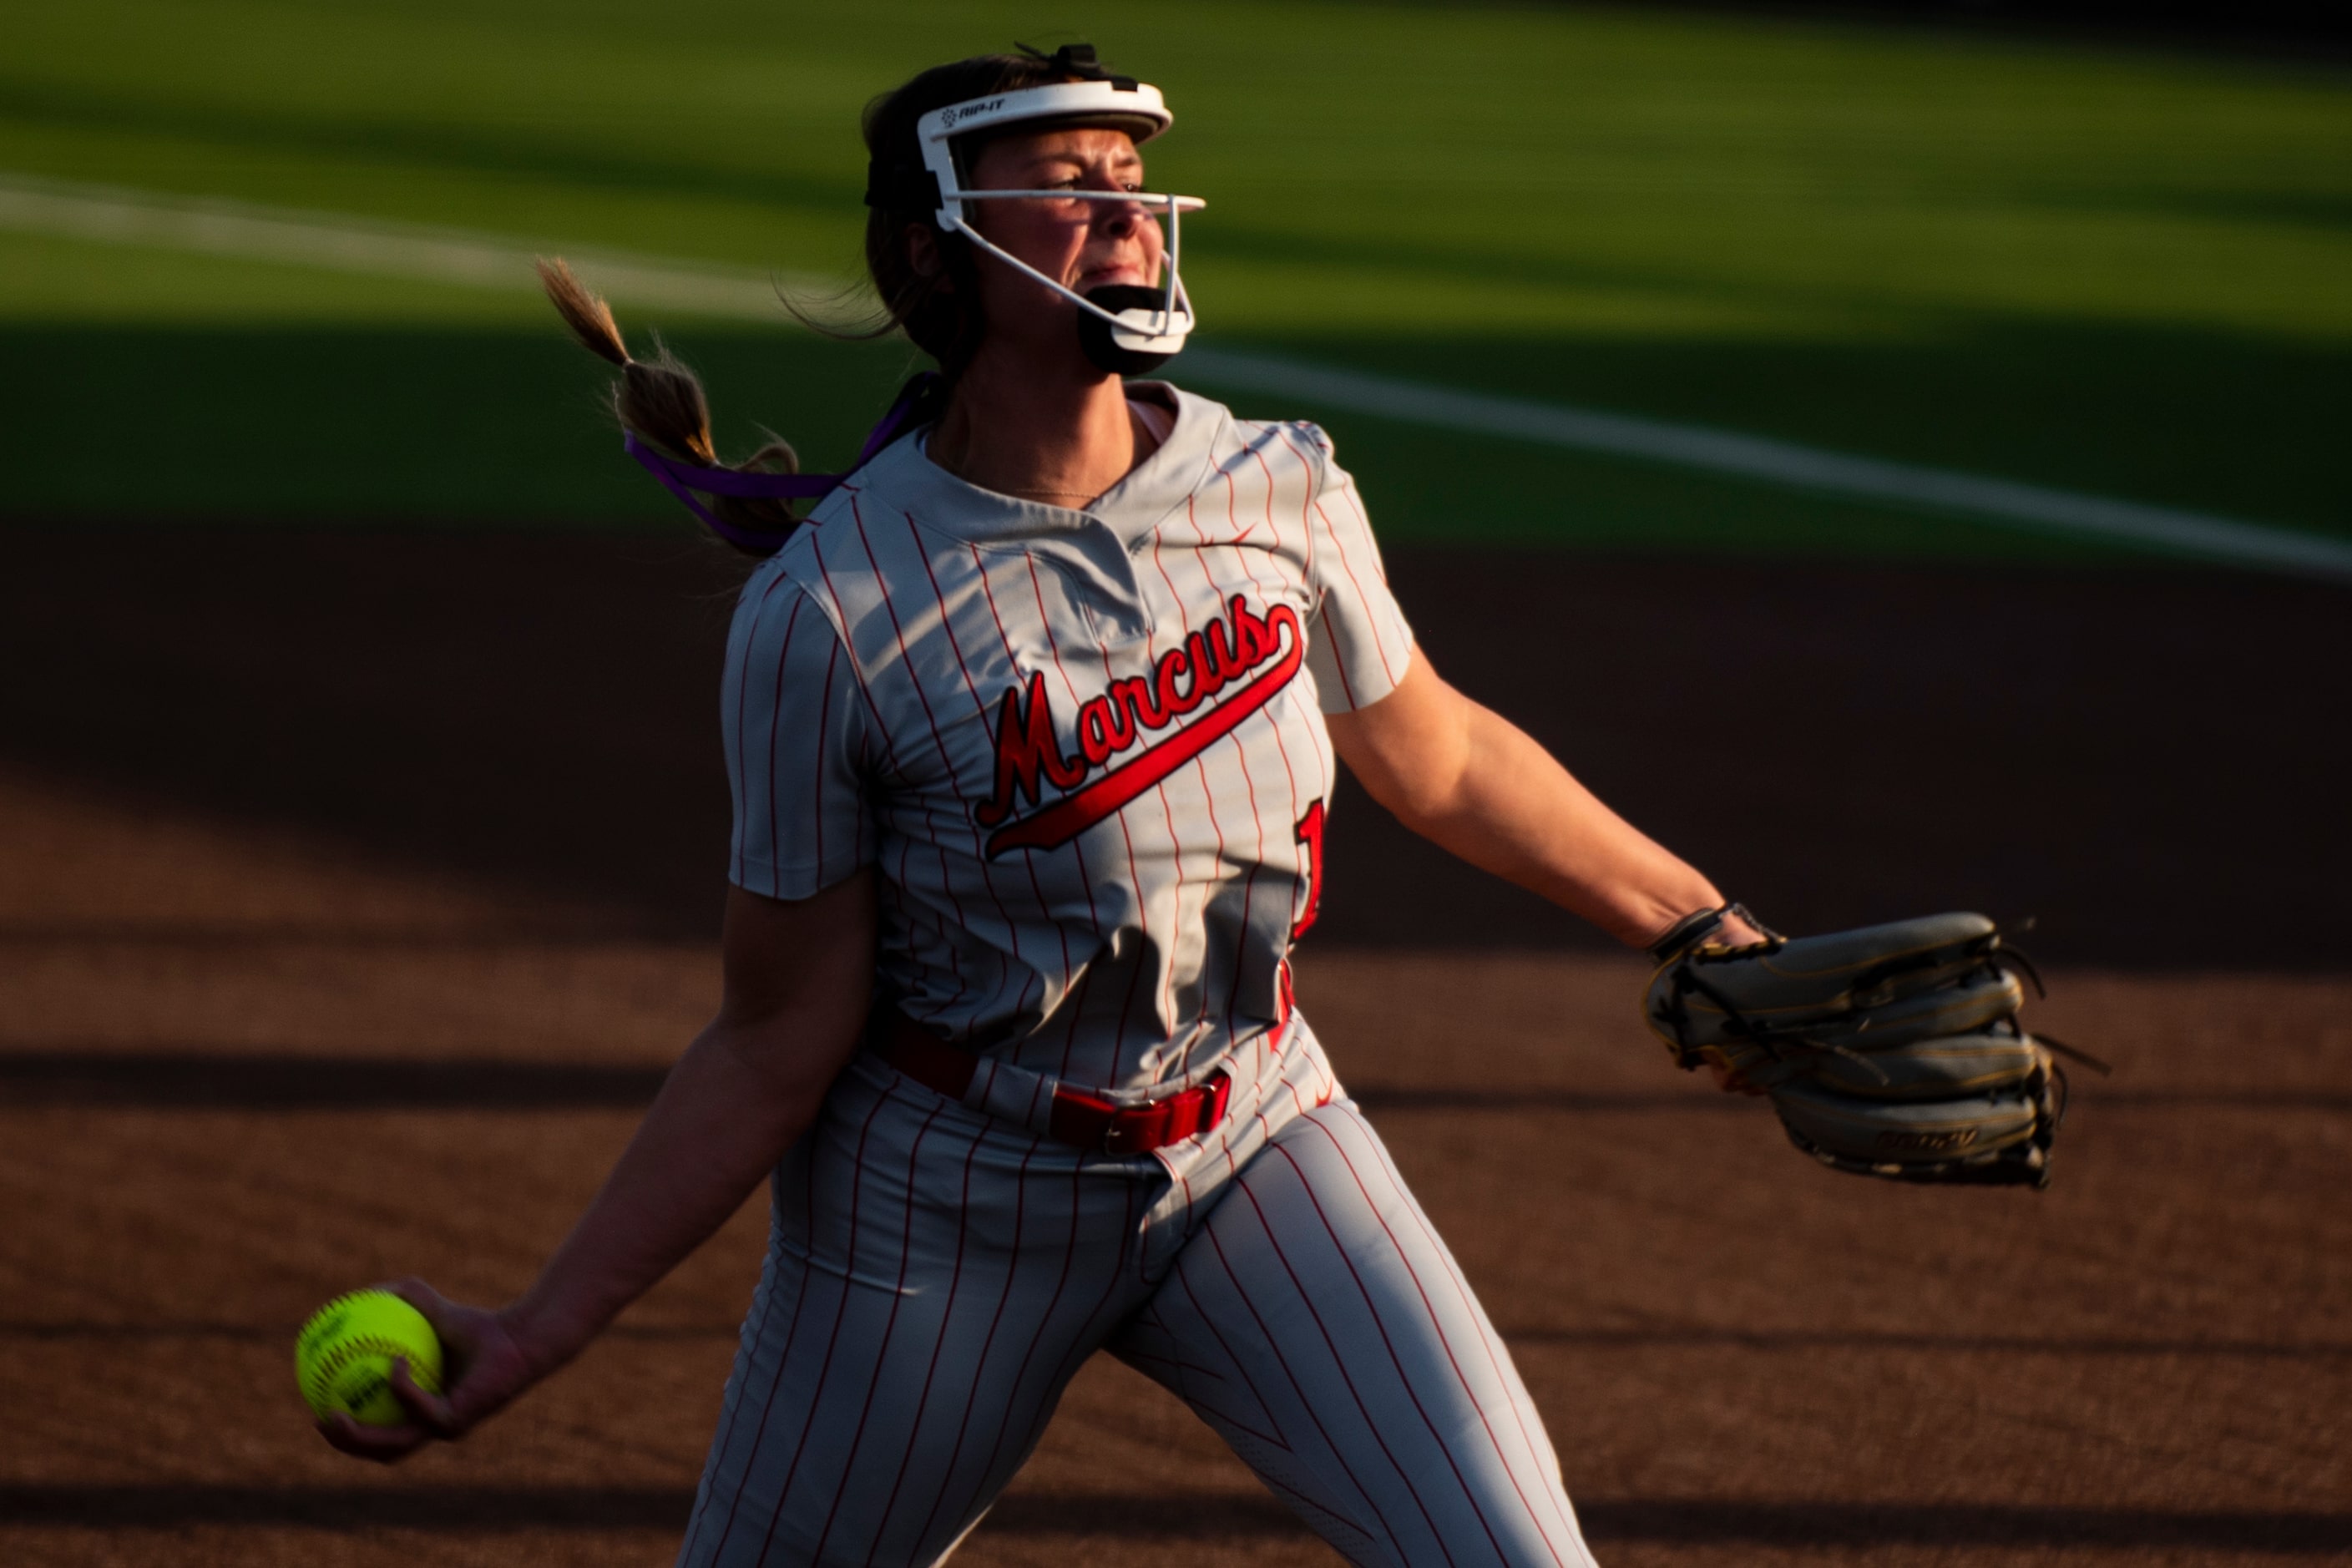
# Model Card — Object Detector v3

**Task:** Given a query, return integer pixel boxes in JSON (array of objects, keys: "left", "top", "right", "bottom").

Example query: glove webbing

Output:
[{"left": 1661, "top": 964, "right": 1894, "bottom": 1088}]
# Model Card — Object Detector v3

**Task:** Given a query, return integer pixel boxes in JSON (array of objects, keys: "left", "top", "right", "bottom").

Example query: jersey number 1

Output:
[{"left": 1292, "top": 801, "right": 1326, "bottom": 941}]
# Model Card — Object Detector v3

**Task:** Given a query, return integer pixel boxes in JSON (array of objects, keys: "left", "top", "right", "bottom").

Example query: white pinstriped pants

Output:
[{"left": 677, "top": 1019, "right": 1595, "bottom": 1568}]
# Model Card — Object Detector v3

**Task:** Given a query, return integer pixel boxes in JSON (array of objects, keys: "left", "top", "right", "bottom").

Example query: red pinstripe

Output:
[
  {"left": 1197, "top": 488, "right": 1269, "bottom": 1057},
  {"left": 1313, "top": 478, "right": 1401, "bottom": 690},
  {"left": 865, "top": 1119, "right": 986, "bottom": 1552},
  {"left": 807, "top": 1100, "right": 948, "bottom": 1561},
  {"left": 807, "top": 540, "right": 918, "bottom": 796},
  {"left": 1029, "top": 1171, "right": 1150, "bottom": 1431},
  {"left": 730, "top": 570, "right": 795, "bottom": 888},
  {"left": 746, "top": 1090, "right": 897, "bottom": 1564},
  {"left": 1181, "top": 1130, "right": 1403, "bottom": 1547},
  {"left": 1150, "top": 1259, "right": 1296, "bottom": 1454},
  {"left": 1090, "top": 620, "right": 1195, "bottom": 1050},
  {"left": 908, "top": 1138, "right": 1044, "bottom": 1553},
  {"left": 1145, "top": 498, "right": 1246, "bottom": 1074},
  {"left": 851, "top": 708, "right": 870, "bottom": 854},
  {"left": 706, "top": 1090, "right": 886, "bottom": 1564},
  {"left": 844, "top": 501, "right": 983, "bottom": 994},
  {"left": 1318, "top": 603, "right": 1363, "bottom": 709},
  {"left": 1280, "top": 428, "right": 1323, "bottom": 589},
  {"left": 1385, "top": 1141, "right": 1582, "bottom": 1553},
  {"left": 1210, "top": 459, "right": 1306, "bottom": 984},
  {"left": 892, "top": 889, "right": 979, "bottom": 1031},
  {"left": 901, "top": 511, "right": 1034, "bottom": 1019},
  {"left": 1240, "top": 438, "right": 1334, "bottom": 778},
  {"left": 808, "top": 620, "right": 835, "bottom": 888},
  {"left": 1022, "top": 552, "right": 1150, "bottom": 1078},
  {"left": 815, "top": 510, "right": 945, "bottom": 832},
  {"left": 1186, "top": 483, "right": 1308, "bottom": 1037},
  {"left": 1213, "top": 739, "right": 1268, "bottom": 1049},
  {"left": 1272, "top": 432, "right": 1343, "bottom": 812},
  {"left": 1271, "top": 422, "right": 1398, "bottom": 709},
  {"left": 1267, "top": 1487, "right": 1380, "bottom": 1568},
  {"left": 1014, "top": 549, "right": 1110, "bottom": 1076},
  {"left": 1270, "top": 1032, "right": 1315, "bottom": 1121},
  {"left": 1128, "top": 1286, "right": 1379, "bottom": 1565},
  {"left": 964, "top": 542, "right": 1076, "bottom": 1011},
  {"left": 1094, "top": 841, "right": 1161, "bottom": 1070},
  {"left": 965, "top": 1159, "right": 1089, "bottom": 1500},
  {"left": 1162, "top": 1167, "right": 1299, "bottom": 1464},
  {"left": 1245, "top": 446, "right": 1286, "bottom": 553},
  {"left": 1213, "top": 446, "right": 1319, "bottom": 797},
  {"left": 1307, "top": 1115, "right": 1576, "bottom": 1565},
  {"left": 1135, "top": 1308, "right": 1353, "bottom": 1531},
  {"left": 1055, "top": 963, "right": 1097, "bottom": 1079},
  {"left": 1146, "top": 795, "right": 1208, "bottom": 1064},
  {"left": 1263, "top": 1133, "right": 1514, "bottom": 1565},
  {"left": 678, "top": 1183, "right": 808, "bottom": 1561},
  {"left": 1204, "top": 1178, "right": 1443, "bottom": 1556},
  {"left": 1291, "top": 1061, "right": 1335, "bottom": 1120},
  {"left": 989, "top": 548, "right": 1101, "bottom": 1075},
  {"left": 718, "top": 1137, "right": 828, "bottom": 1554},
  {"left": 1329, "top": 458, "right": 1396, "bottom": 591}
]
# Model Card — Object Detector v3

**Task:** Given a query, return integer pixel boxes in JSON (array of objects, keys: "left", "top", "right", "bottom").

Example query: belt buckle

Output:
[
  {"left": 1096, "top": 1069, "right": 1234, "bottom": 1156},
  {"left": 1100, "top": 1090, "right": 1181, "bottom": 1156}
]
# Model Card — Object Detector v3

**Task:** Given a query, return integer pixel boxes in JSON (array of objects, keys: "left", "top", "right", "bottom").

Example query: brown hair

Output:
[
  {"left": 858, "top": 52, "right": 1071, "bottom": 377},
  {"left": 537, "top": 257, "right": 800, "bottom": 543},
  {"left": 538, "top": 50, "right": 1077, "bottom": 552}
]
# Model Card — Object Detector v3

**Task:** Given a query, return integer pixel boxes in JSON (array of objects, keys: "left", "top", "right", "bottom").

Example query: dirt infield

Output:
[{"left": 2, "top": 531, "right": 2347, "bottom": 1565}]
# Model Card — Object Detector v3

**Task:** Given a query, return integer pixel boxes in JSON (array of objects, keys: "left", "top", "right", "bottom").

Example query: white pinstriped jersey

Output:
[{"left": 721, "top": 382, "right": 1414, "bottom": 1096}]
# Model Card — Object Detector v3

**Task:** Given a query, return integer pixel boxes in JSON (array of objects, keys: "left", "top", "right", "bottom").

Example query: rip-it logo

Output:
[{"left": 940, "top": 99, "right": 1006, "bottom": 131}]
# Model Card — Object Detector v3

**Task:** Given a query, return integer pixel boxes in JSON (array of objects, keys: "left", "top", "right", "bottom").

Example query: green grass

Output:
[
  {"left": 1, "top": 0, "right": 2346, "bottom": 553},
  {"left": 3, "top": 317, "right": 909, "bottom": 524}
]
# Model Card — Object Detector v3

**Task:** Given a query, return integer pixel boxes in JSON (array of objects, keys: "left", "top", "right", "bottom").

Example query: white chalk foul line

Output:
[
  {"left": 0, "top": 174, "right": 851, "bottom": 325},
  {"left": 1178, "top": 348, "right": 2352, "bottom": 581},
  {"left": 4, "top": 172, "right": 2346, "bottom": 582}
]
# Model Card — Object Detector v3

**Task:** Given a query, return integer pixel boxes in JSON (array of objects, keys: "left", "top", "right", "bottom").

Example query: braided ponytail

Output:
[
  {"left": 538, "top": 52, "right": 1095, "bottom": 552},
  {"left": 536, "top": 258, "right": 801, "bottom": 546}
]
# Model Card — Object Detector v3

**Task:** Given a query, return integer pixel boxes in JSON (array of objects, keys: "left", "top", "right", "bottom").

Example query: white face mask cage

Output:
[{"left": 916, "top": 80, "right": 1204, "bottom": 356}]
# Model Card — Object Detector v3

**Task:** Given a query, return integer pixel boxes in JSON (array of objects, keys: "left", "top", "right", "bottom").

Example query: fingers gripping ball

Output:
[{"left": 296, "top": 1290, "right": 444, "bottom": 1425}]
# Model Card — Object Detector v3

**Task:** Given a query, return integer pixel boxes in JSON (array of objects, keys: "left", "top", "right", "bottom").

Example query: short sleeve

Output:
[
  {"left": 721, "top": 568, "right": 878, "bottom": 899},
  {"left": 1299, "top": 428, "right": 1416, "bottom": 713}
]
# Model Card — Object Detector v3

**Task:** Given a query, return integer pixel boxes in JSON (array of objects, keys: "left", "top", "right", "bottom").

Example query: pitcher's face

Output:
[{"left": 963, "top": 127, "right": 1166, "bottom": 350}]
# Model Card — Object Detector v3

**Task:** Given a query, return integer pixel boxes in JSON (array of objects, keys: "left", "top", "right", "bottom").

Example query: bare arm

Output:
[
  {"left": 1324, "top": 653, "right": 1744, "bottom": 950},
  {"left": 324, "top": 873, "right": 877, "bottom": 1460}
]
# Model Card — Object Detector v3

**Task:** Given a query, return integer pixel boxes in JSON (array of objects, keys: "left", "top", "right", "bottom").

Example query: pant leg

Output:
[
  {"left": 1111, "top": 1095, "right": 1596, "bottom": 1568},
  {"left": 679, "top": 1057, "right": 1164, "bottom": 1568}
]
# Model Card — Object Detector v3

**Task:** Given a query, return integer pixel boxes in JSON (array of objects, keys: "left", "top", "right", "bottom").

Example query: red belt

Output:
[{"left": 872, "top": 1007, "right": 1232, "bottom": 1156}]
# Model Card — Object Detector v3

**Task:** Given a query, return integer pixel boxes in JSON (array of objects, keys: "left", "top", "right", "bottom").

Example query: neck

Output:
[{"left": 928, "top": 343, "right": 1140, "bottom": 506}]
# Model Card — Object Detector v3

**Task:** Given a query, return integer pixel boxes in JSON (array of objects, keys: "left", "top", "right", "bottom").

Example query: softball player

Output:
[{"left": 322, "top": 46, "right": 1763, "bottom": 1567}]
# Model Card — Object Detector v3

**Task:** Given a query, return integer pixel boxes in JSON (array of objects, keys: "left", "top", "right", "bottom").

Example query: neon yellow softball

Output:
[{"left": 295, "top": 1289, "right": 444, "bottom": 1426}]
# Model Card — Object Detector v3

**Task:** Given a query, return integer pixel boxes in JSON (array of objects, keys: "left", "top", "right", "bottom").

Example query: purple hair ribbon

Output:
[{"left": 622, "top": 373, "right": 938, "bottom": 554}]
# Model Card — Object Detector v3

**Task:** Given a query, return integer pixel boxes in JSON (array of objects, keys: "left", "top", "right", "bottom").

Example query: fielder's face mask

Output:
[{"left": 868, "top": 56, "right": 1203, "bottom": 375}]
